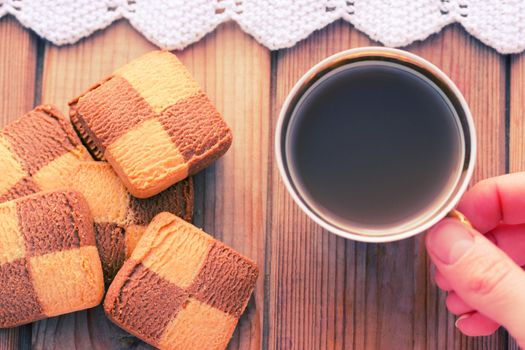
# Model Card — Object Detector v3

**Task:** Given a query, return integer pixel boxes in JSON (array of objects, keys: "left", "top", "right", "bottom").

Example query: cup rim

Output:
[{"left": 274, "top": 46, "right": 477, "bottom": 243}]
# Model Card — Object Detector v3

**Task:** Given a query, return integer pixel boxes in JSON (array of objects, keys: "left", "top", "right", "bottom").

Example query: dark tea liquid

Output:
[{"left": 286, "top": 61, "right": 464, "bottom": 230}]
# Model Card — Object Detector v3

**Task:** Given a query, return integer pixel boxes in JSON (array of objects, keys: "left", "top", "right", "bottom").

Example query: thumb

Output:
[{"left": 427, "top": 218, "right": 525, "bottom": 345}]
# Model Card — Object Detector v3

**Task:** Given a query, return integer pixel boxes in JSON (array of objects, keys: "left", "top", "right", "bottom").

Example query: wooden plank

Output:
[
  {"left": 268, "top": 21, "right": 506, "bottom": 349},
  {"left": 34, "top": 19, "right": 270, "bottom": 349},
  {"left": 510, "top": 54, "right": 525, "bottom": 173},
  {"left": 0, "top": 16, "right": 37, "bottom": 123},
  {"left": 0, "top": 15, "right": 38, "bottom": 350},
  {"left": 508, "top": 52, "right": 525, "bottom": 349}
]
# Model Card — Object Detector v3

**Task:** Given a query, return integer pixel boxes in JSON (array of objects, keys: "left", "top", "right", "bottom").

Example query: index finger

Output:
[{"left": 457, "top": 172, "right": 525, "bottom": 233}]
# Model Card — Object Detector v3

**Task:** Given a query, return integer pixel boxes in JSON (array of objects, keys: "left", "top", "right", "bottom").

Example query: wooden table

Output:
[{"left": 0, "top": 15, "right": 522, "bottom": 350}]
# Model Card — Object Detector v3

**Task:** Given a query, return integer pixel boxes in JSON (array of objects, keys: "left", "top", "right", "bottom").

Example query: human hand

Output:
[{"left": 426, "top": 173, "right": 525, "bottom": 346}]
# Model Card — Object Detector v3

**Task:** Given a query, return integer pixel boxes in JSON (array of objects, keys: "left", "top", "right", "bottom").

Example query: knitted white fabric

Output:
[{"left": 0, "top": 0, "right": 524, "bottom": 54}]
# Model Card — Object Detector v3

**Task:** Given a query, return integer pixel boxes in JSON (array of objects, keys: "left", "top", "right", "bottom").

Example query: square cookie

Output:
[
  {"left": 63, "top": 161, "right": 193, "bottom": 283},
  {"left": 0, "top": 108, "right": 194, "bottom": 283},
  {"left": 104, "top": 212, "right": 258, "bottom": 350},
  {"left": 0, "top": 105, "right": 92, "bottom": 203},
  {"left": 69, "top": 50, "right": 232, "bottom": 198},
  {"left": 0, "top": 190, "right": 104, "bottom": 328}
]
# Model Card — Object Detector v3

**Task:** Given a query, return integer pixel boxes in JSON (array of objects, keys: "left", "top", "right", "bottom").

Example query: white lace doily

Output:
[{"left": 0, "top": 0, "right": 524, "bottom": 54}]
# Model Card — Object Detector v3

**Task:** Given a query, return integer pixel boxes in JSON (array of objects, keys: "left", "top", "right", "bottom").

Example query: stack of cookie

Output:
[{"left": 0, "top": 51, "right": 258, "bottom": 350}]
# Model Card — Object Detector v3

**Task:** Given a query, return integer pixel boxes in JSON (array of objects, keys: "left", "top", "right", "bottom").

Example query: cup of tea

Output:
[{"left": 275, "top": 47, "right": 476, "bottom": 243}]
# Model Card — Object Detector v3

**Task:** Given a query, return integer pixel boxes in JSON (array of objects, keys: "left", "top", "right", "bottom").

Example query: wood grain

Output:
[
  {"left": 267, "top": 21, "right": 507, "bottom": 350},
  {"left": 510, "top": 54, "right": 525, "bottom": 174},
  {"left": 34, "top": 20, "right": 270, "bottom": 350},
  {"left": 508, "top": 53, "right": 525, "bottom": 349},
  {"left": 508, "top": 337, "right": 521, "bottom": 350},
  {"left": 0, "top": 16, "right": 37, "bottom": 123},
  {"left": 0, "top": 15, "right": 38, "bottom": 350}
]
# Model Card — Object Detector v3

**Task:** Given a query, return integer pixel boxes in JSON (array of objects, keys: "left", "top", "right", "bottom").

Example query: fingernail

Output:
[
  {"left": 455, "top": 313, "right": 471, "bottom": 328},
  {"left": 427, "top": 219, "right": 474, "bottom": 265}
]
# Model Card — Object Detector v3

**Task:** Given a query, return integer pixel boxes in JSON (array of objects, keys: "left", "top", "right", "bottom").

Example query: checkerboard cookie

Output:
[
  {"left": 0, "top": 105, "right": 92, "bottom": 202},
  {"left": 69, "top": 50, "right": 232, "bottom": 198},
  {"left": 0, "top": 107, "right": 194, "bottom": 283},
  {"left": 0, "top": 190, "right": 104, "bottom": 328},
  {"left": 104, "top": 212, "right": 258, "bottom": 350},
  {"left": 63, "top": 161, "right": 193, "bottom": 283}
]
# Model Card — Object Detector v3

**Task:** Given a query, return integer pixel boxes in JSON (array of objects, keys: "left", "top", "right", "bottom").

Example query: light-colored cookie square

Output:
[
  {"left": 124, "top": 224, "right": 146, "bottom": 259},
  {"left": 115, "top": 51, "right": 200, "bottom": 114},
  {"left": 0, "top": 137, "right": 26, "bottom": 195},
  {"left": 159, "top": 298, "right": 237, "bottom": 350},
  {"left": 0, "top": 202, "right": 25, "bottom": 265},
  {"left": 32, "top": 146, "right": 93, "bottom": 191},
  {"left": 105, "top": 119, "right": 188, "bottom": 198},
  {"left": 65, "top": 162, "right": 129, "bottom": 224},
  {"left": 133, "top": 216, "right": 213, "bottom": 288},
  {"left": 29, "top": 246, "right": 104, "bottom": 316}
]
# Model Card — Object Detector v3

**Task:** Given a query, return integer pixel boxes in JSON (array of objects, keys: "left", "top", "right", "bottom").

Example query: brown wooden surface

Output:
[
  {"left": 508, "top": 48, "right": 525, "bottom": 350},
  {"left": 0, "top": 16, "right": 522, "bottom": 350}
]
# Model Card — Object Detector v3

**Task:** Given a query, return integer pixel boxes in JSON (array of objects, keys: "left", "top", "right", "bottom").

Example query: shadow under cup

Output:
[{"left": 275, "top": 48, "right": 476, "bottom": 243}]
